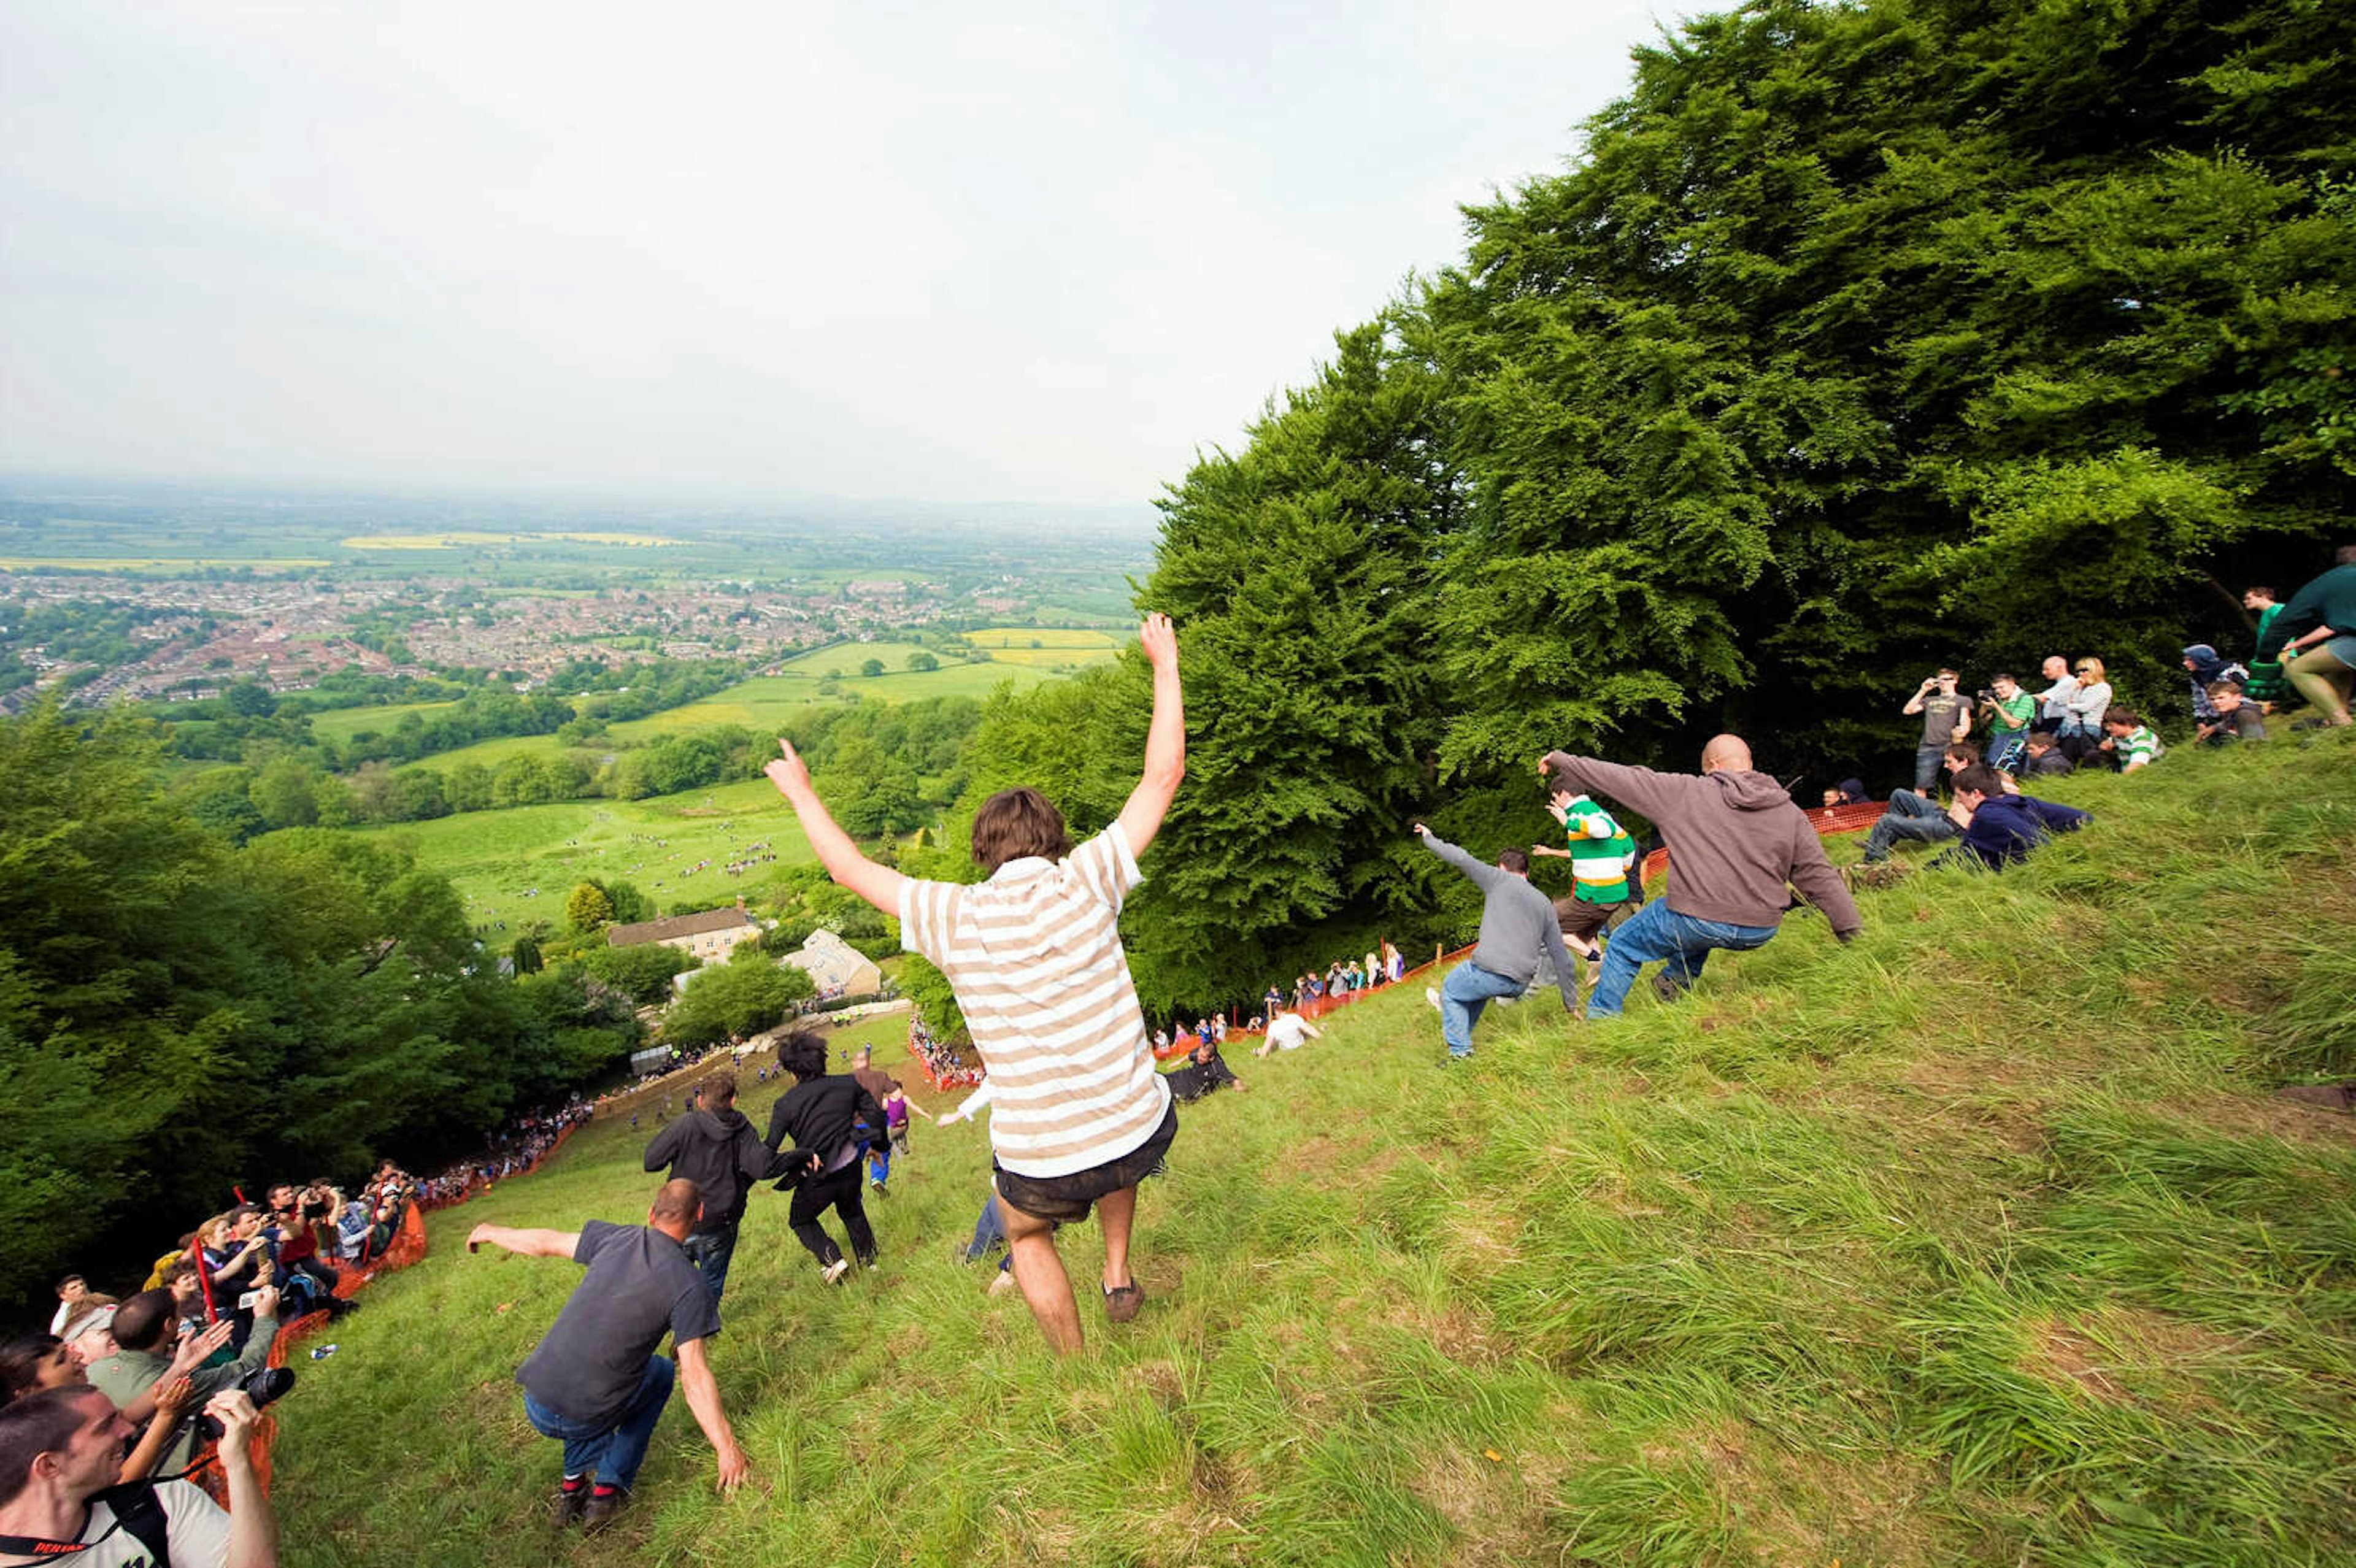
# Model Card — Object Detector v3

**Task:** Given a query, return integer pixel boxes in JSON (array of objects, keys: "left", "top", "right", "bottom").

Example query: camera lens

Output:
[{"left": 191, "top": 1366, "right": 297, "bottom": 1443}]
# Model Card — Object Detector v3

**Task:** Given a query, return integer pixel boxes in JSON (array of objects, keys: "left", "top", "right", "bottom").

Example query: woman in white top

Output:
[{"left": 2060, "top": 656, "right": 2113, "bottom": 760}]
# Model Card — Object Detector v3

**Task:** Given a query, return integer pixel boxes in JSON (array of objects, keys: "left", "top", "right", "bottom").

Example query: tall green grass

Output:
[{"left": 274, "top": 732, "right": 2356, "bottom": 1565}]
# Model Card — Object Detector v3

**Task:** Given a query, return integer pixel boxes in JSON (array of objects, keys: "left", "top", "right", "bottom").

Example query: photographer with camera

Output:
[
  {"left": 261, "top": 1185, "right": 356, "bottom": 1321},
  {"left": 1900, "top": 669, "right": 1976, "bottom": 791},
  {"left": 0, "top": 1384, "right": 277, "bottom": 1568},
  {"left": 1976, "top": 674, "right": 2035, "bottom": 772},
  {"left": 86, "top": 1289, "right": 292, "bottom": 1477}
]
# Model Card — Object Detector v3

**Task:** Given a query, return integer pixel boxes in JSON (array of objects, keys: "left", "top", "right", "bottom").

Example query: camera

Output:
[
  {"left": 191, "top": 1366, "right": 296, "bottom": 1443},
  {"left": 1976, "top": 688, "right": 1996, "bottom": 702}
]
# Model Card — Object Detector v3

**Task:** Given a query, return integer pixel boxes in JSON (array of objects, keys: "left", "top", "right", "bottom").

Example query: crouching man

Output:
[
  {"left": 0, "top": 1385, "right": 274, "bottom": 1568},
  {"left": 1539, "top": 735, "right": 1863, "bottom": 1016},
  {"left": 469, "top": 1178, "right": 747, "bottom": 1531}
]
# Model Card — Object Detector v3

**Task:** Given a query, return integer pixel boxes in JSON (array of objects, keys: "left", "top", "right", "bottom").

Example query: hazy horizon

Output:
[{"left": 2, "top": 1, "right": 1680, "bottom": 508}]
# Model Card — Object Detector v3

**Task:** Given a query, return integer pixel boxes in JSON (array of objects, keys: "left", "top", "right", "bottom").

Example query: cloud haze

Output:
[{"left": 1, "top": 1, "right": 1676, "bottom": 504}]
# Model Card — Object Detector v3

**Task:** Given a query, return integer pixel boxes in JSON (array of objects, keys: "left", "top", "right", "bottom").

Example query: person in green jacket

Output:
[{"left": 2255, "top": 547, "right": 2356, "bottom": 727}]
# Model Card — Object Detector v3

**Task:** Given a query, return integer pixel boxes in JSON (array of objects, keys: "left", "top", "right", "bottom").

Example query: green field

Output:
[
  {"left": 275, "top": 734, "right": 2356, "bottom": 1566},
  {"left": 310, "top": 654, "right": 1076, "bottom": 778},
  {"left": 377, "top": 730, "right": 593, "bottom": 775},
  {"left": 305, "top": 700, "right": 460, "bottom": 743},
  {"left": 356, "top": 776, "right": 815, "bottom": 923}
]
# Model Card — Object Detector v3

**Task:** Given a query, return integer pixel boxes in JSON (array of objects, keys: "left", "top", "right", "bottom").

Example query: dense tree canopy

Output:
[
  {"left": 0, "top": 703, "right": 641, "bottom": 1307},
  {"left": 957, "top": 0, "right": 2354, "bottom": 1017}
]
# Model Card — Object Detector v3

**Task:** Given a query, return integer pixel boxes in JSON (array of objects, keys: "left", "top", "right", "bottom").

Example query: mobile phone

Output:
[{"left": 236, "top": 1289, "right": 262, "bottom": 1311}]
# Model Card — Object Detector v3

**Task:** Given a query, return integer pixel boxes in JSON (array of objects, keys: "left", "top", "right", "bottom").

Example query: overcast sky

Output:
[{"left": 2, "top": 1, "right": 1680, "bottom": 507}]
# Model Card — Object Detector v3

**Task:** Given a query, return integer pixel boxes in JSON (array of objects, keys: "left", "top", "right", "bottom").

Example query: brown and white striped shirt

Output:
[{"left": 899, "top": 824, "right": 1170, "bottom": 1178}]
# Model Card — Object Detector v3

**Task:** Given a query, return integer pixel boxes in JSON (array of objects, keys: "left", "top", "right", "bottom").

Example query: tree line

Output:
[
  {"left": 0, "top": 705, "right": 646, "bottom": 1307},
  {"left": 896, "top": 0, "right": 2355, "bottom": 1017},
  {"left": 167, "top": 691, "right": 982, "bottom": 848}
]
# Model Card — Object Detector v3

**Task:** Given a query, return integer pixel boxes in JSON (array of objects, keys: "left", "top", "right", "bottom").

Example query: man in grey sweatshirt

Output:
[
  {"left": 1538, "top": 734, "right": 1863, "bottom": 1018},
  {"left": 1412, "top": 823, "right": 1579, "bottom": 1059}
]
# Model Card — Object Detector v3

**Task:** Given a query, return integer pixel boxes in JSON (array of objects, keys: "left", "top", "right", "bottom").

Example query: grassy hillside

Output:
[
  {"left": 303, "top": 699, "right": 462, "bottom": 743},
  {"left": 355, "top": 775, "right": 816, "bottom": 921},
  {"left": 274, "top": 733, "right": 2355, "bottom": 1566}
]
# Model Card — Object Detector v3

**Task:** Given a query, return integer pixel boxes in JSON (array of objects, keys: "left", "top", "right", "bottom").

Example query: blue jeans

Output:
[
  {"left": 1914, "top": 743, "right": 1947, "bottom": 792},
  {"left": 1862, "top": 790, "right": 1959, "bottom": 862},
  {"left": 1438, "top": 961, "right": 1525, "bottom": 1057},
  {"left": 966, "top": 1194, "right": 1006, "bottom": 1262},
  {"left": 523, "top": 1355, "right": 675, "bottom": 1493},
  {"left": 681, "top": 1224, "right": 737, "bottom": 1304},
  {"left": 1587, "top": 900, "right": 1777, "bottom": 1017}
]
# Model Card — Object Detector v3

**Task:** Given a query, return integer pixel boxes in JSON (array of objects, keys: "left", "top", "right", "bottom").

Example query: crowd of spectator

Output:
[
  {"left": 413, "top": 1101, "right": 596, "bottom": 1207},
  {"left": 1, "top": 1090, "right": 602, "bottom": 1547},
  {"left": 1849, "top": 551, "right": 2356, "bottom": 880},
  {"left": 907, "top": 1014, "right": 982, "bottom": 1087}
]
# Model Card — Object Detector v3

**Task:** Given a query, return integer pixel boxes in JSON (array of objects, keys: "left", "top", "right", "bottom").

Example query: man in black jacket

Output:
[
  {"left": 762, "top": 1032, "right": 888, "bottom": 1285},
  {"left": 642, "top": 1073, "right": 786, "bottom": 1304}
]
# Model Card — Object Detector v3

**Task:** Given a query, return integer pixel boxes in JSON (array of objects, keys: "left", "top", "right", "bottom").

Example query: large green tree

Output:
[
  {"left": 0, "top": 704, "right": 638, "bottom": 1307},
  {"left": 952, "top": 0, "right": 2355, "bottom": 1017}
]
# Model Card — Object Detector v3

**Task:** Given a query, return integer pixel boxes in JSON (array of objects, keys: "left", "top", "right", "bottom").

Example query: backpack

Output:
[{"left": 0, "top": 1480, "right": 172, "bottom": 1567}]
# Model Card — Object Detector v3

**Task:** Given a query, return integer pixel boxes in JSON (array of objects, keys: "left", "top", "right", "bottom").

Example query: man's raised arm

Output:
[
  {"left": 1411, "top": 822, "right": 1496, "bottom": 888},
  {"left": 213, "top": 1391, "right": 280, "bottom": 1568},
  {"left": 1539, "top": 751, "right": 1689, "bottom": 821},
  {"left": 764, "top": 739, "right": 906, "bottom": 918},
  {"left": 1114, "top": 613, "right": 1186, "bottom": 861}
]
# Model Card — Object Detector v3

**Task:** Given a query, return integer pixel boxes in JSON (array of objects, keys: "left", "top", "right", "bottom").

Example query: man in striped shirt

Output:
[
  {"left": 763, "top": 614, "right": 1187, "bottom": 1354},
  {"left": 2098, "top": 706, "right": 2166, "bottom": 772}
]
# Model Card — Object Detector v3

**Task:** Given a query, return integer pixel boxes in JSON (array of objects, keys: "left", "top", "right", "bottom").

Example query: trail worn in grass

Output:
[{"left": 274, "top": 732, "right": 2356, "bottom": 1565}]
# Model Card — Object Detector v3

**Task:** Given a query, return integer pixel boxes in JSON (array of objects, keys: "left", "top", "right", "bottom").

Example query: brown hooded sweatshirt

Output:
[{"left": 1539, "top": 753, "right": 1863, "bottom": 939}]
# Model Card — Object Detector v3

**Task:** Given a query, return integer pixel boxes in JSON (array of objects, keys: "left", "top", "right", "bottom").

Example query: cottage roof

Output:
[{"left": 606, "top": 907, "right": 756, "bottom": 947}]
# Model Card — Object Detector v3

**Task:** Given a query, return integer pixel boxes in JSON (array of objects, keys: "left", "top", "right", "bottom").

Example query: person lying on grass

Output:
[
  {"left": 1927, "top": 764, "right": 2090, "bottom": 872},
  {"left": 763, "top": 612, "right": 1187, "bottom": 1355}
]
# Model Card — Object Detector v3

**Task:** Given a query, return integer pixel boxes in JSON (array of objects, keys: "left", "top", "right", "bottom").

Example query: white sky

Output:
[{"left": 1, "top": 1, "right": 1678, "bottom": 507}]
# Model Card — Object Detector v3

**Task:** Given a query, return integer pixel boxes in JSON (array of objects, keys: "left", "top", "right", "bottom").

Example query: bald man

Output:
[
  {"left": 1538, "top": 736, "right": 1862, "bottom": 1017},
  {"left": 469, "top": 1178, "right": 747, "bottom": 1531}
]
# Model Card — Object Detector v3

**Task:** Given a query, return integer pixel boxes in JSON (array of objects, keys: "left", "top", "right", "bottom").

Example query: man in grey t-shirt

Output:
[
  {"left": 1413, "top": 824, "right": 1578, "bottom": 1061},
  {"left": 469, "top": 1179, "right": 746, "bottom": 1531},
  {"left": 1901, "top": 668, "right": 1976, "bottom": 790}
]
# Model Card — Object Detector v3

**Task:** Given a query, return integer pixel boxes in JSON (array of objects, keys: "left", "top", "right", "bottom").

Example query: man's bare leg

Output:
[
  {"left": 997, "top": 1194, "right": 1082, "bottom": 1355},
  {"left": 1097, "top": 1183, "right": 1137, "bottom": 1293}
]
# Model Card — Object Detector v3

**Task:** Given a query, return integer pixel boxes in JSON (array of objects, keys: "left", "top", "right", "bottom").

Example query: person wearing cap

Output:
[{"left": 87, "top": 1289, "right": 275, "bottom": 1475}]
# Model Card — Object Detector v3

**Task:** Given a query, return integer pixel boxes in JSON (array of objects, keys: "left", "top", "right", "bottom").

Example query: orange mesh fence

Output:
[
  {"left": 208, "top": 1129, "right": 566, "bottom": 1503},
  {"left": 906, "top": 1036, "right": 982, "bottom": 1091}
]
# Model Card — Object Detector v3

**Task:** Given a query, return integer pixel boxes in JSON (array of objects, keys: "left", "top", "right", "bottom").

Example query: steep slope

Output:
[{"left": 274, "top": 733, "right": 2356, "bottom": 1567}]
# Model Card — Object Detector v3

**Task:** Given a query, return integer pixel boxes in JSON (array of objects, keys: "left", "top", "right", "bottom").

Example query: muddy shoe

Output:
[{"left": 580, "top": 1488, "right": 629, "bottom": 1535}]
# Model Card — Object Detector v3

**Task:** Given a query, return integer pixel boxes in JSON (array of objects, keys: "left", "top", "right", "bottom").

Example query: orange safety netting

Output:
[
  {"left": 904, "top": 1037, "right": 983, "bottom": 1092},
  {"left": 199, "top": 1122, "right": 578, "bottom": 1499}
]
